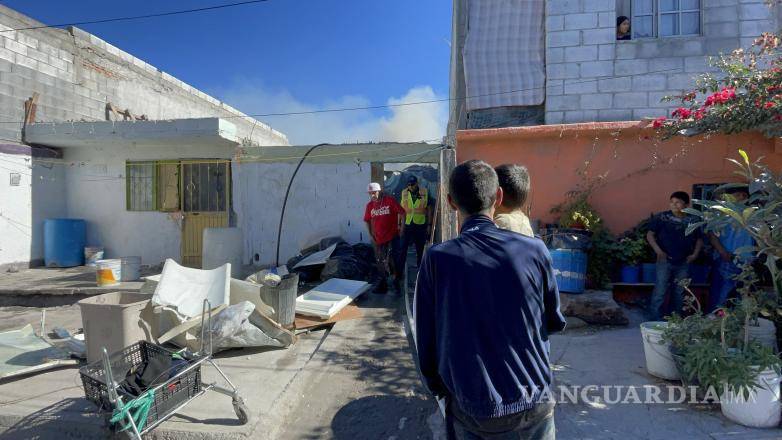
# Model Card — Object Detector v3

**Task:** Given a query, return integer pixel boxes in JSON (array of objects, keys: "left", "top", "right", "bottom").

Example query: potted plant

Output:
[{"left": 618, "top": 236, "right": 645, "bottom": 283}]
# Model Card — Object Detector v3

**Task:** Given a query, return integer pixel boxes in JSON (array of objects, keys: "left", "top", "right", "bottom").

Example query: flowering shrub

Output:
[{"left": 655, "top": 33, "right": 782, "bottom": 138}]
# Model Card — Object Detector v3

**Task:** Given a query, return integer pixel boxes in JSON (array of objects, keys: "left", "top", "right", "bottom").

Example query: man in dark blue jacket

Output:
[{"left": 414, "top": 159, "right": 567, "bottom": 439}]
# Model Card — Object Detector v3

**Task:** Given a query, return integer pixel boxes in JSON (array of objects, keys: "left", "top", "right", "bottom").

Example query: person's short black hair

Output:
[
  {"left": 449, "top": 160, "right": 498, "bottom": 215},
  {"left": 670, "top": 191, "right": 690, "bottom": 205},
  {"left": 617, "top": 15, "right": 629, "bottom": 27},
  {"left": 495, "top": 163, "right": 530, "bottom": 208}
]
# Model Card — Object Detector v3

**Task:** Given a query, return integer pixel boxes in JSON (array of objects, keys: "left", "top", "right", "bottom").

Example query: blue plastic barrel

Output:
[
  {"left": 642, "top": 263, "right": 657, "bottom": 283},
  {"left": 550, "top": 249, "right": 587, "bottom": 293},
  {"left": 620, "top": 265, "right": 641, "bottom": 283},
  {"left": 44, "top": 219, "right": 86, "bottom": 267}
]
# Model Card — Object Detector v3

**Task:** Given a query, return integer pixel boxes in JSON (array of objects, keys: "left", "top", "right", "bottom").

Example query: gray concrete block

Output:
[
  {"left": 0, "top": 46, "right": 13, "bottom": 63},
  {"left": 564, "top": 78, "right": 598, "bottom": 94},
  {"left": 633, "top": 107, "right": 667, "bottom": 119},
  {"left": 547, "top": 95, "right": 581, "bottom": 111},
  {"left": 668, "top": 73, "right": 695, "bottom": 90},
  {"left": 4, "top": 38, "right": 26, "bottom": 56},
  {"left": 580, "top": 93, "right": 613, "bottom": 109},
  {"left": 547, "top": 47, "right": 565, "bottom": 63},
  {"left": 704, "top": 6, "right": 740, "bottom": 23},
  {"left": 26, "top": 47, "right": 47, "bottom": 64},
  {"left": 705, "top": 21, "right": 740, "bottom": 37},
  {"left": 684, "top": 55, "right": 714, "bottom": 73},
  {"left": 35, "top": 71, "right": 55, "bottom": 87},
  {"left": 615, "top": 42, "right": 636, "bottom": 59},
  {"left": 582, "top": 28, "right": 615, "bottom": 44},
  {"left": 705, "top": 37, "right": 741, "bottom": 55},
  {"left": 598, "top": 77, "right": 632, "bottom": 92},
  {"left": 599, "top": 44, "right": 615, "bottom": 60},
  {"left": 632, "top": 74, "right": 667, "bottom": 91},
  {"left": 583, "top": 110, "right": 599, "bottom": 121},
  {"left": 580, "top": 60, "right": 614, "bottom": 77},
  {"left": 615, "top": 59, "right": 649, "bottom": 76},
  {"left": 598, "top": 12, "right": 615, "bottom": 28},
  {"left": 648, "top": 91, "right": 677, "bottom": 108},
  {"left": 13, "top": 54, "right": 36, "bottom": 71},
  {"left": 547, "top": 0, "right": 581, "bottom": 14},
  {"left": 564, "top": 110, "right": 586, "bottom": 123},
  {"left": 598, "top": 109, "right": 635, "bottom": 121},
  {"left": 38, "top": 42, "right": 59, "bottom": 59},
  {"left": 649, "top": 57, "right": 683, "bottom": 74},
  {"left": 547, "top": 62, "right": 580, "bottom": 80},
  {"left": 613, "top": 92, "right": 648, "bottom": 108},
  {"left": 584, "top": 0, "right": 614, "bottom": 12},
  {"left": 546, "top": 111, "right": 565, "bottom": 124},
  {"left": 565, "top": 13, "right": 598, "bottom": 30},
  {"left": 739, "top": 20, "right": 775, "bottom": 37},
  {"left": 739, "top": 2, "right": 773, "bottom": 20},
  {"left": 15, "top": 32, "right": 38, "bottom": 49},
  {"left": 565, "top": 45, "right": 598, "bottom": 62},
  {"left": 48, "top": 56, "right": 67, "bottom": 72},
  {"left": 548, "top": 30, "right": 581, "bottom": 47},
  {"left": 547, "top": 15, "right": 564, "bottom": 32},
  {"left": 547, "top": 79, "right": 564, "bottom": 96}
]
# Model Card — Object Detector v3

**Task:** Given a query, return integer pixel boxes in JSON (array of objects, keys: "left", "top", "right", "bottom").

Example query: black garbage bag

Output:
[
  {"left": 352, "top": 243, "right": 376, "bottom": 265},
  {"left": 540, "top": 228, "right": 593, "bottom": 251}
]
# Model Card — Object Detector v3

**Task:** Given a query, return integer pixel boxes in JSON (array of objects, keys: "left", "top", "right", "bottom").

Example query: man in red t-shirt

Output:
[{"left": 364, "top": 182, "right": 405, "bottom": 293}]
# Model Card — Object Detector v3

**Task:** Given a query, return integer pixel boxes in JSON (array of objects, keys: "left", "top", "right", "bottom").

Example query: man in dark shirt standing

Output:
[
  {"left": 414, "top": 160, "right": 567, "bottom": 439},
  {"left": 646, "top": 191, "right": 704, "bottom": 320}
]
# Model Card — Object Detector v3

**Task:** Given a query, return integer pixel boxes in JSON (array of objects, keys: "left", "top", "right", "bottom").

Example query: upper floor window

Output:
[{"left": 624, "top": 0, "right": 700, "bottom": 39}]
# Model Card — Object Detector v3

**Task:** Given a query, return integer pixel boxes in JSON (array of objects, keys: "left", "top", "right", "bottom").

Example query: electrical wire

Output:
[
  {"left": 0, "top": 0, "right": 272, "bottom": 33},
  {"left": 0, "top": 67, "right": 685, "bottom": 125}
]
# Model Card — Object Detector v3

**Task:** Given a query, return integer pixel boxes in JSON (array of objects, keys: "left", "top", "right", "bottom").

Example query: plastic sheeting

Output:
[
  {"left": 296, "top": 278, "right": 371, "bottom": 319},
  {"left": 151, "top": 259, "right": 231, "bottom": 318},
  {"left": 0, "top": 325, "right": 74, "bottom": 380}
]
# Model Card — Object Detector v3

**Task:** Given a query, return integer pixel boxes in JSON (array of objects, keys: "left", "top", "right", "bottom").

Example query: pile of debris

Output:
[{"left": 286, "top": 236, "right": 377, "bottom": 284}]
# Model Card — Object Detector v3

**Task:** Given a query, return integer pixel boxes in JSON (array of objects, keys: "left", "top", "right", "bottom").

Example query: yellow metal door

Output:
[{"left": 180, "top": 160, "right": 231, "bottom": 268}]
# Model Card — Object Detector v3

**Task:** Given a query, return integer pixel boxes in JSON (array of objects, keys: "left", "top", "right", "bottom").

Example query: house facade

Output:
[{"left": 449, "top": 0, "right": 782, "bottom": 234}]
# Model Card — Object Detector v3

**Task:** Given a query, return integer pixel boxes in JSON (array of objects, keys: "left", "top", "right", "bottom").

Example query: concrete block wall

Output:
[
  {"left": 545, "top": 0, "right": 780, "bottom": 124},
  {"left": 0, "top": 5, "right": 288, "bottom": 146}
]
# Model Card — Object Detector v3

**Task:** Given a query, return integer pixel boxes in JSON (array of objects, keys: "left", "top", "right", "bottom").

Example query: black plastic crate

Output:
[{"left": 79, "top": 341, "right": 202, "bottom": 430}]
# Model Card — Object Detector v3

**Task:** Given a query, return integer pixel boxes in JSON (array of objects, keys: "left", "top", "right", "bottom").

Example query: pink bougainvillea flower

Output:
[{"left": 652, "top": 116, "right": 666, "bottom": 128}]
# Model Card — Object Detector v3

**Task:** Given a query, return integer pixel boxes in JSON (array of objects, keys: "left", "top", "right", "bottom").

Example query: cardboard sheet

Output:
[{"left": 294, "top": 304, "right": 363, "bottom": 330}]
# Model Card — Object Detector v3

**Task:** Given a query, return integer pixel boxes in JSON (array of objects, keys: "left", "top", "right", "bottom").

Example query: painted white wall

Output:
[
  {"left": 0, "top": 151, "right": 66, "bottom": 267},
  {"left": 61, "top": 143, "right": 237, "bottom": 266},
  {"left": 234, "top": 162, "right": 371, "bottom": 267}
]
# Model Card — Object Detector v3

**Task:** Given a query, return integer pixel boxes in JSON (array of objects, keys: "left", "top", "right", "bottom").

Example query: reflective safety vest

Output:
[{"left": 401, "top": 187, "right": 428, "bottom": 225}]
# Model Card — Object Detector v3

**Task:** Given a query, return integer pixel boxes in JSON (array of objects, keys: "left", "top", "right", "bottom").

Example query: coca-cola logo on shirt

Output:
[{"left": 371, "top": 205, "right": 391, "bottom": 217}]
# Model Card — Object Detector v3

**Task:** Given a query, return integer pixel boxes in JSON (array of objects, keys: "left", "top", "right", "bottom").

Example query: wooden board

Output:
[{"left": 294, "top": 304, "right": 363, "bottom": 330}]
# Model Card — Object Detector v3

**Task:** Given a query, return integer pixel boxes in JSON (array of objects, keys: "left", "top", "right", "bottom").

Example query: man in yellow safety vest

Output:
[{"left": 399, "top": 175, "right": 430, "bottom": 267}]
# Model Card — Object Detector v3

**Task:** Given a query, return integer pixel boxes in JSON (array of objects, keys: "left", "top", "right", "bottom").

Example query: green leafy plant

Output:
[{"left": 617, "top": 236, "right": 646, "bottom": 266}]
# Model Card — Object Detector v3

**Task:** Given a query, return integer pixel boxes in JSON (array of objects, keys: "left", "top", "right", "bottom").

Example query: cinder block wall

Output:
[
  {"left": 545, "top": 0, "right": 780, "bottom": 124},
  {"left": 0, "top": 5, "right": 288, "bottom": 146}
]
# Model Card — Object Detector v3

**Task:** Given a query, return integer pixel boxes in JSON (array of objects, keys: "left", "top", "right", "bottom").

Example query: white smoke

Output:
[{"left": 212, "top": 81, "right": 446, "bottom": 145}]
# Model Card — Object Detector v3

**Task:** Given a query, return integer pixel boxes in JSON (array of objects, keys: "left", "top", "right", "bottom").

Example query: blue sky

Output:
[{"left": 2, "top": 0, "right": 452, "bottom": 144}]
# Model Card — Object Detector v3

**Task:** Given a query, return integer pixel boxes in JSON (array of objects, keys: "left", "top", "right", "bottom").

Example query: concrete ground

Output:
[{"left": 1, "top": 258, "right": 781, "bottom": 439}]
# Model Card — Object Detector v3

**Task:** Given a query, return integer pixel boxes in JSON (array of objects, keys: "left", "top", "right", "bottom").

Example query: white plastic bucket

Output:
[
  {"left": 745, "top": 318, "right": 778, "bottom": 353},
  {"left": 640, "top": 321, "right": 681, "bottom": 380},
  {"left": 721, "top": 368, "right": 781, "bottom": 428},
  {"left": 95, "top": 259, "right": 122, "bottom": 286},
  {"left": 84, "top": 247, "right": 104, "bottom": 267},
  {"left": 120, "top": 256, "right": 141, "bottom": 281}
]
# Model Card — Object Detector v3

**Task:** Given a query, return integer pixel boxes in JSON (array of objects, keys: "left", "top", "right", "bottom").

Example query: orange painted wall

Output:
[{"left": 456, "top": 122, "right": 782, "bottom": 234}]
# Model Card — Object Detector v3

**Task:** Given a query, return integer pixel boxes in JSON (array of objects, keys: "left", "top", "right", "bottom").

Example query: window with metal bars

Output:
[
  {"left": 126, "top": 160, "right": 229, "bottom": 213},
  {"left": 126, "top": 161, "right": 157, "bottom": 211}
]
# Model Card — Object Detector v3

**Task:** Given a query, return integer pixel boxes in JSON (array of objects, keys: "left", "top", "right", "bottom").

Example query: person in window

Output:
[{"left": 617, "top": 16, "right": 631, "bottom": 40}]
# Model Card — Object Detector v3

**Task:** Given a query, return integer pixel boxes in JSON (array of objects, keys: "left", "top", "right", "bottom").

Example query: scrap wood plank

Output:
[{"left": 294, "top": 304, "right": 363, "bottom": 331}]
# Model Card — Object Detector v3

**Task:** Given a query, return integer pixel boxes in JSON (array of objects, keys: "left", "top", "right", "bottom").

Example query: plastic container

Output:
[
  {"left": 259, "top": 273, "right": 299, "bottom": 328},
  {"left": 640, "top": 321, "right": 681, "bottom": 380},
  {"left": 620, "top": 265, "right": 641, "bottom": 283},
  {"left": 721, "top": 368, "right": 781, "bottom": 428},
  {"left": 120, "top": 256, "right": 141, "bottom": 281},
  {"left": 43, "top": 219, "right": 86, "bottom": 267},
  {"left": 550, "top": 249, "right": 587, "bottom": 293},
  {"left": 641, "top": 263, "right": 657, "bottom": 283},
  {"left": 744, "top": 318, "right": 778, "bottom": 353},
  {"left": 77, "top": 292, "right": 151, "bottom": 363},
  {"left": 95, "top": 259, "right": 122, "bottom": 287},
  {"left": 84, "top": 247, "right": 104, "bottom": 267}
]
